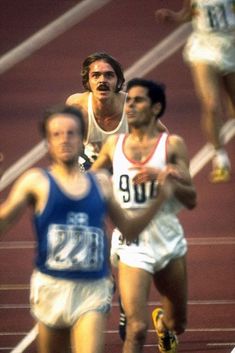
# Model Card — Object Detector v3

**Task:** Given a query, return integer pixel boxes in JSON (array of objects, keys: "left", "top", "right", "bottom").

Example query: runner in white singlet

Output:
[
  {"left": 111, "top": 132, "right": 186, "bottom": 274},
  {"left": 156, "top": 0, "right": 235, "bottom": 183},
  {"left": 92, "top": 78, "right": 197, "bottom": 353},
  {"left": 66, "top": 52, "right": 167, "bottom": 167}
]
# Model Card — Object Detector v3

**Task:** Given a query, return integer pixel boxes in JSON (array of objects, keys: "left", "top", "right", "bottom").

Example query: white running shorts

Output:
[
  {"left": 110, "top": 211, "right": 187, "bottom": 274},
  {"left": 183, "top": 30, "right": 235, "bottom": 74},
  {"left": 30, "top": 270, "right": 114, "bottom": 328}
]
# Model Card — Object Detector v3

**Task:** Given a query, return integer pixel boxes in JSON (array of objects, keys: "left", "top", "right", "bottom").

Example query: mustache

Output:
[{"left": 97, "top": 83, "right": 110, "bottom": 91}]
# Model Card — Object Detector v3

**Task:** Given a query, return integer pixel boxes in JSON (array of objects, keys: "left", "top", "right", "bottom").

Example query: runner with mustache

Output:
[
  {"left": 66, "top": 52, "right": 169, "bottom": 342},
  {"left": 66, "top": 52, "right": 167, "bottom": 167}
]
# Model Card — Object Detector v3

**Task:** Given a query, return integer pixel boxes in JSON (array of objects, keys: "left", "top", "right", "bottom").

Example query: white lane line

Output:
[
  {"left": 0, "top": 285, "right": 29, "bottom": 290},
  {"left": 0, "top": 241, "right": 36, "bottom": 249},
  {"left": 106, "top": 327, "right": 235, "bottom": 333},
  {"left": 0, "top": 304, "right": 30, "bottom": 309},
  {"left": 0, "top": 348, "right": 14, "bottom": 351},
  {"left": 207, "top": 342, "right": 235, "bottom": 347},
  {"left": 187, "top": 237, "right": 235, "bottom": 245},
  {"left": 124, "top": 23, "right": 192, "bottom": 81},
  {"left": 1, "top": 327, "right": 235, "bottom": 335},
  {"left": 0, "top": 0, "right": 111, "bottom": 75},
  {"left": 188, "top": 328, "right": 235, "bottom": 332},
  {"left": 0, "top": 333, "right": 28, "bottom": 336},
  {"left": 147, "top": 299, "right": 235, "bottom": 306},
  {"left": 188, "top": 299, "right": 235, "bottom": 305},
  {"left": 143, "top": 341, "right": 235, "bottom": 349},
  {"left": 0, "top": 237, "right": 234, "bottom": 250},
  {"left": 105, "top": 327, "right": 235, "bottom": 333},
  {"left": 106, "top": 328, "right": 235, "bottom": 332},
  {"left": 0, "top": 141, "right": 47, "bottom": 191},
  {"left": 4, "top": 341, "right": 235, "bottom": 350},
  {"left": 10, "top": 325, "right": 38, "bottom": 353},
  {"left": 1, "top": 299, "right": 235, "bottom": 307}
]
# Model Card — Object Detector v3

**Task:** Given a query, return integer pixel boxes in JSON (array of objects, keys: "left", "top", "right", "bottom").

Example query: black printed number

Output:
[
  {"left": 119, "top": 174, "right": 157, "bottom": 204},
  {"left": 207, "top": 5, "right": 228, "bottom": 29}
]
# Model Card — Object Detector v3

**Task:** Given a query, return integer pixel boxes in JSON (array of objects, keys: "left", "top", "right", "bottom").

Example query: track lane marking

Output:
[
  {"left": 0, "top": 237, "right": 234, "bottom": 250},
  {"left": 0, "top": 0, "right": 111, "bottom": 75},
  {"left": 1, "top": 299, "right": 235, "bottom": 307}
]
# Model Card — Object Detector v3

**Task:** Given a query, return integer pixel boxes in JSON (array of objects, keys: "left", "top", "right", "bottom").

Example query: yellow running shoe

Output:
[
  {"left": 209, "top": 166, "right": 231, "bottom": 183},
  {"left": 152, "top": 308, "right": 178, "bottom": 353}
]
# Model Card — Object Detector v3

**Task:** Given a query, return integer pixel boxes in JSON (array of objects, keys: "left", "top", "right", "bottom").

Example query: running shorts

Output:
[
  {"left": 30, "top": 270, "right": 114, "bottom": 328},
  {"left": 183, "top": 30, "right": 235, "bottom": 74},
  {"left": 110, "top": 211, "right": 187, "bottom": 274}
]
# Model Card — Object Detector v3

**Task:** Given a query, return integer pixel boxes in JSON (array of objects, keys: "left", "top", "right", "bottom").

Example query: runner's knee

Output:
[
  {"left": 201, "top": 98, "right": 222, "bottom": 118},
  {"left": 126, "top": 319, "right": 148, "bottom": 344}
]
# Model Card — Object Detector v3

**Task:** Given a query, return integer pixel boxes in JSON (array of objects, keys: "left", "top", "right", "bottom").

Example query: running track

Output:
[{"left": 0, "top": 1, "right": 235, "bottom": 352}]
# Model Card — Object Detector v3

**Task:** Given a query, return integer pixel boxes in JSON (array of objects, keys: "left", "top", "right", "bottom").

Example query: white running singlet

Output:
[{"left": 111, "top": 133, "right": 186, "bottom": 274}]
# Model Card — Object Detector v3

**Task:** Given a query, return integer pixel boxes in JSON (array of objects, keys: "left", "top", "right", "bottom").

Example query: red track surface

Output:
[{"left": 0, "top": 1, "right": 235, "bottom": 352}]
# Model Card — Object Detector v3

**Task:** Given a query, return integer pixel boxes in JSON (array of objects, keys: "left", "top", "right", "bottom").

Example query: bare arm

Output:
[
  {"left": 155, "top": 0, "right": 192, "bottom": 24},
  {"left": 96, "top": 170, "right": 174, "bottom": 241},
  {"left": 167, "top": 134, "right": 197, "bottom": 209},
  {"left": 91, "top": 135, "right": 117, "bottom": 171},
  {"left": 66, "top": 93, "right": 88, "bottom": 120},
  {"left": 66, "top": 93, "right": 83, "bottom": 107},
  {"left": 0, "top": 169, "right": 42, "bottom": 235},
  {"left": 132, "top": 135, "right": 196, "bottom": 210}
]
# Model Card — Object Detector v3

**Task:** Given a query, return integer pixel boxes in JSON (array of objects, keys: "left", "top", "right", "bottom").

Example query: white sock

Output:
[{"left": 212, "top": 148, "right": 231, "bottom": 169}]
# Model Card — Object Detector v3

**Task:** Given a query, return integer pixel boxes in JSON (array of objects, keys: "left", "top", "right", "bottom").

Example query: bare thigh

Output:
[
  {"left": 190, "top": 63, "right": 227, "bottom": 147},
  {"left": 72, "top": 311, "right": 107, "bottom": 353},
  {"left": 190, "top": 62, "right": 224, "bottom": 110},
  {"left": 37, "top": 322, "right": 71, "bottom": 353},
  {"left": 118, "top": 262, "right": 152, "bottom": 322}
]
